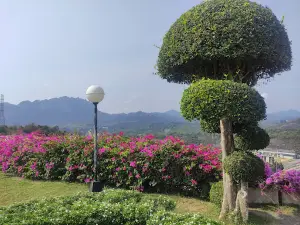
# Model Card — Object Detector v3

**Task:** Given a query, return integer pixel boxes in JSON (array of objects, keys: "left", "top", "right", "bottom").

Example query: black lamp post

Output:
[{"left": 86, "top": 85, "right": 105, "bottom": 192}]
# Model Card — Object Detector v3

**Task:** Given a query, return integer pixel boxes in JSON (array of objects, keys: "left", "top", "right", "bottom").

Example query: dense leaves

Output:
[
  {"left": 200, "top": 119, "right": 255, "bottom": 134},
  {"left": 0, "top": 189, "right": 173, "bottom": 225},
  {"left": 0, "top": 132, "right": 221, "bottom": 198},
  {"left": 180, "top": 79, "right": 266, "bottom": 133},
  {"left": 209, "top": 181, "right": 223, "bottom": 207},
  {"left": 156, "top": 0, "right": 292, "bottom": 86},
  {"left": 224, "top": 151, "right": 265, "bottom": 183},
  {"left": 235, "top": 125, "right": 270, "bottom": 150},
  {"left": 148, "top": 211, "right": 222, "bottom": 225}
]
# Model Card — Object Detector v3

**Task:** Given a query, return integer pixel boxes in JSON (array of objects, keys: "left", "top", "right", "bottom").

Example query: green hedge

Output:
[
  {"left": 209, "top": 181, "right": 223, "bottom": 207},
  {"left": 0, "top": 189, "right": 221, "bottom": 225}
]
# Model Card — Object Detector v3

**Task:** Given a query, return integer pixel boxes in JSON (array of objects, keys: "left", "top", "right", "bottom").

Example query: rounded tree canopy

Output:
[
  {"left": 235, "top": 125, "right": 270, "bottom": 150},
  {"left": 224, "top": 151, "right": 265, "bottom": 183},
  {"left": 180, "top": 79, "right": 266, "bottom": 132},
  {"left": 156, "top": 0, "right": 292, "bottom": 86}
]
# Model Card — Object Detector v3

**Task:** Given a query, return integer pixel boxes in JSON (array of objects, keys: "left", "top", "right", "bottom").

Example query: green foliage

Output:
[
  {"left": 209, "top": 181, "right": 223, "bottom": 207},
  {"left": 147, "top": 211, "right": 222, "bottom": 225},
  {"left": 0, "top": 189, "right": 179, "bottom": 225},
  {"left": 200, "top": 119, "right": 255, "bottom": 134},
  {"left": 180, "top": 79, "right": 266, "bottom": 133},
  {"left": 235, "top": 125, "right": 270, "bottom": 150},
  {"left": 224, "top": 151, "right": 265, "bottom": 183},
  {"left": 156, "top": 0, "right": 292, "bottom": 86}
]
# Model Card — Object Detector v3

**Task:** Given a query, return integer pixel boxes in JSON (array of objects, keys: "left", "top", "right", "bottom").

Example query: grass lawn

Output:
[
  {"left": 0, "top": 172, "right": 299, "bottom": 225},
  {"left": 0, "top": 172, "right": 86, "bottom": 206}
]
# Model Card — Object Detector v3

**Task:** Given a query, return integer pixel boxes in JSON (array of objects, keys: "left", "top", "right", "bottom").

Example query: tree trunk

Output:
[
  {"left": 219, "top": 119, "right": 236, "bottom": 220},
  {"left": 234, "top": 181, "right": 249, "bottom": 223}
]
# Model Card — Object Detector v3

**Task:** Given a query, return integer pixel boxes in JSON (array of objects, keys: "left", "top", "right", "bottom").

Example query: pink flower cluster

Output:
[
  {"left": 0, "top": 132, "right": 65, "bottom": 175},
  {"left": 260, "top": 169, "right": 300, "bottom": 194},
  {"left": 256, "top": 153, "right": 300, "bottom": 194},
  {"left": 0, "top": 132, "right": 222, "bottom": 196}
]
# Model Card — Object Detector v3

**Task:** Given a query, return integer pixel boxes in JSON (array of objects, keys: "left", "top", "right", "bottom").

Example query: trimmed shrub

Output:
[
  {"left": 0, "top": 189, "right": 178, "bottom": 225},
  {"left": 156, "top": 0, "right": 292, "bottom": 86},
  {"left": 209, "top": 181, "right": 223, "bottom": 207},
  {"left": 224, "top": 151, "right": 265, "bottom": 183},
  {"left": 180, "top": 79, "right": 266, "bottom": 134},
  {"left": 235, "top": 126, "right": 270, "bottom": 150},
  {"left": 0, "top": 189, "right": 223, "bottom": 225}
]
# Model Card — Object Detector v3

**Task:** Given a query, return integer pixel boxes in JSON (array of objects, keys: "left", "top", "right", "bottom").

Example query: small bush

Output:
[
  {"left": 209, "top": 181, "right": 223, "bottom": 207},
  {"left": 224, "top": 151, "right": 265, "bottom": 183},
  {"left": 0, "top": 189, "right": 222, "bottom": 225}
]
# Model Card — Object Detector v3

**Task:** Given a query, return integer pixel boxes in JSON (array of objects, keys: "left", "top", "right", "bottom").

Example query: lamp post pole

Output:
[
  {"left": 93, "top": 102, "right": 98, "bottom": 182},
  {"left": 86, "top": 85, "right": 105, "bottom": 192}
]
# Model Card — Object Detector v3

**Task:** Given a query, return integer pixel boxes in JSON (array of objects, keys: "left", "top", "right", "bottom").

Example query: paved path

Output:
[{"left": 283, "top": 159, "right": 300, "bottom": 170}]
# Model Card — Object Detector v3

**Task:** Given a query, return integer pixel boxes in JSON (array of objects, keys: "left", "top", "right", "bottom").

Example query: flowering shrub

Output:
[
  {"left": 256, "top": 153, "right": 300, "bottom": 194},
  {"left": 259, "top": 170, "right": 300, "bottom": 194},
  {"left": 0, "top": 132, "right": 222, "bottom": 197}
]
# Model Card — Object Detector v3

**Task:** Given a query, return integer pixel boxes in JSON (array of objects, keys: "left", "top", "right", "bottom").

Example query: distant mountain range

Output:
[
  {"left": 3, "top": 97, "right": 300, "bottom": 132},
  {"left": 3, "top": 97, "right": 194, "bottom": 133},
  {"left": 262, "top": 110, "right": 300, "bottom": 126}
]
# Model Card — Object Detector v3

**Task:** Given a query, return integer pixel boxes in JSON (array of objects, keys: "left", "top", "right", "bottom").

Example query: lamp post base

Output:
[{"left": 89, "top": 181, "right": 104, "bottom": 192}]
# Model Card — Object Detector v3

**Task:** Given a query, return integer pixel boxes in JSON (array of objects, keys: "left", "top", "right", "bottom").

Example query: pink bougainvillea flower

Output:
[
  {"left": 129, "top": 161, "right": 136, "bottom": 168},
  {"left": 191, "top": 179, "right": 197, "bottom": 185}
]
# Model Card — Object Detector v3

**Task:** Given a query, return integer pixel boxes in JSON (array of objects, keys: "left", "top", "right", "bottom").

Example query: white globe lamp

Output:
[{"left": 86, "top": 85, "right": 105, "bottom": 103}]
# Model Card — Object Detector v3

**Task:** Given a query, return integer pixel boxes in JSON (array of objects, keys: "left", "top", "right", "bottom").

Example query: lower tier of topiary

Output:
[{"left": 0, "top": 189, "right": 221, "bottom": 225}]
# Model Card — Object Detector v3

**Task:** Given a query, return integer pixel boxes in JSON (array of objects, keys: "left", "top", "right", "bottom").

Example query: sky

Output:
[{"left": 0, "top": 0, "right": 299, "bottom": 114}]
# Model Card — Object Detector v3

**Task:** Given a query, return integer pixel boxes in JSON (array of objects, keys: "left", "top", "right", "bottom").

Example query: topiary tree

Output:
[
  {"left": 156, "top": 0, "right": 292, "bottom": 86},
  {"left": 224, "top": 151, "right": 265, "bottom": 223},
  {"left": 156, "top": 0, "right": 292, "bottom": 221},
  {"left": 181, "top": 79, "right": 266, "bottom": 219}
]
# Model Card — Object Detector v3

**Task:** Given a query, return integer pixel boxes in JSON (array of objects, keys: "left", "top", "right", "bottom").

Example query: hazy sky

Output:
[{"left": 0, "top": 0, "right": 299, "bottom": 113}]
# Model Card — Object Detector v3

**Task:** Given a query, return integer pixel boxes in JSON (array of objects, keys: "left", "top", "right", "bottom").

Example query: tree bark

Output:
[
  {"left": 219, "top": 119, "right": 236, "bottom": 220},
  {"left": 234, "top": 181, "right": 249, "bottom": 223}
]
